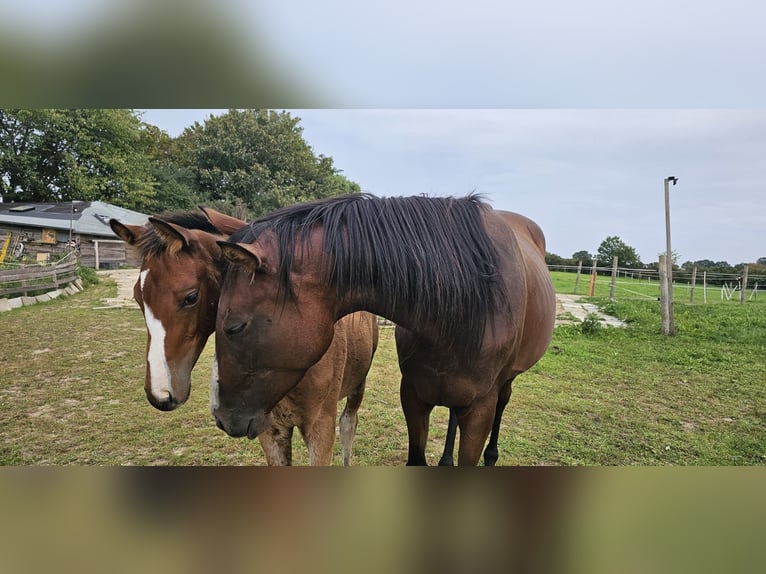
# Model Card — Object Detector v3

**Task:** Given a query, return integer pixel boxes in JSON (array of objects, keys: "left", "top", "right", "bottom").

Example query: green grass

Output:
[{"left": 1, "top": 276, "right": 764, "bottom": 465}]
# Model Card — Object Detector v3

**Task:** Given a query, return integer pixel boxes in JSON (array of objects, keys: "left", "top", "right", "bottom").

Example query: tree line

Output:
[
  {"left": 2, "top": 109, "right": 762, "bottom": 276},
  {"left": 0, "top": 109, "right": 360, "bottom": 219}
]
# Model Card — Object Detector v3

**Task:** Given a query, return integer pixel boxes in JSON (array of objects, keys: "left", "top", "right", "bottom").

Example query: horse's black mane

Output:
[
  {"left": 229, "top": 193, "right": 511, "bottom": 358},
  {"left": 137, "top": 211, "right": 221, "bottom": 257}
]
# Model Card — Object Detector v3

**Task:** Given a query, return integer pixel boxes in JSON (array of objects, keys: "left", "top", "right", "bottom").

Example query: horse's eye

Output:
[{"left": 181, "top": 291, "right": 199, "bottom": 307}]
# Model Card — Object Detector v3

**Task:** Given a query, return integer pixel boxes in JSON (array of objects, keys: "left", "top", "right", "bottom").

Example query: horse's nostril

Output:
[{"left": 225, "top": 321, "right": 247, "bottom": 336}]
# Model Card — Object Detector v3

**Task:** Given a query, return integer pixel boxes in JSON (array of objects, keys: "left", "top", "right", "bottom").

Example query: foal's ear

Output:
[
  {"left": 109, "top": 219, "right": 144, "bottom": 245},
  {"left": 148, "top": 217, "right": 194, "bottom": 253},
  {"left": 218, "top": 241, "right": 263, "bottom": 272},
  {"left": 199, "top": 207, "right": 247, "bottom": 235}
]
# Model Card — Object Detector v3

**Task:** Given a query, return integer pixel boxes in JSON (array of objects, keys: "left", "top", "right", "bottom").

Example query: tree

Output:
[
  {"left": 571, "top": 250, "right": 592, "bottom": 263},
  {"left": 136, "top": 122, "right": 201, "bottom": 212},
  {"left": 596, "top": 236, "right": 642, "bottom": 268},
  {"left": 0, "top": 109, "right": 156, "bottom": 210},
  {"left": 177, "top": 109, "right": 360, "bottom": 217},
  {"left": 545, "top": 252, "right": 566, "bottom": 266},
  {"left": 657, "top": 249, "right": 681, "bottom": 268}
]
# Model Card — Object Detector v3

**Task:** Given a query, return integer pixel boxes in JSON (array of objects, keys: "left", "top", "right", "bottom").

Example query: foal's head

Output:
[{"left": 110, "top": 209, "right": 245, "bottom": 411}]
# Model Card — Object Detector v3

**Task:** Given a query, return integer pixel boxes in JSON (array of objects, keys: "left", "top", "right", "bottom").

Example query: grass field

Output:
[{"left": 1, "top": 272, "right": 764, "bottom": 465}]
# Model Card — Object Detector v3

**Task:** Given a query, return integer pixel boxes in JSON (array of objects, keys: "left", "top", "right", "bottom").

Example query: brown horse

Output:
[
  {"left": 110, "top": 209, "right": 379, "bottom": 465},
  {"left": 213, "top": 194, "right": 555, "bottom": 465}
]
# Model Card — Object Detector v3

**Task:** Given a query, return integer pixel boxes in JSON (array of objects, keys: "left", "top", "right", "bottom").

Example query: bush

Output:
[
  {"left": 77, "top": 266, "right": 100, "bottom": 287},
  {"left": 580, "top": 313, "right": 603, "bottom": 335}
]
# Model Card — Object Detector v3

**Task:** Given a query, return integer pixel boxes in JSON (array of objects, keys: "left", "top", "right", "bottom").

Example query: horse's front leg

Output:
[
  {"left": 400, "top": 375, "right": 433, "bottom": 465},
  {"left": 456, "top": 393, "right": 497, "bottom": 466},
  {"left": 300, "top": 404, "right": 338, "bottom": 466},
  {"left": 257, "top": 423, "right": 294, "bottom": 466},
  {"left": 483, "top": 379, "right": 514, "bottom": 466}
]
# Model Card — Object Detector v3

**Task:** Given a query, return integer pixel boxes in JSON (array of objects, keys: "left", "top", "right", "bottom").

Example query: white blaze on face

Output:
[
  {"left": 140, "top": 269, "right": 173, "bottom": 401},
  {"left": 210, "top": 356, "right": 220, "bottom": 415}
]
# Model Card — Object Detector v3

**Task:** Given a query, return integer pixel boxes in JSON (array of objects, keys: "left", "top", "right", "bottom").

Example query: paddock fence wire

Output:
[{"left": 548, "top": 263, "right": 765, "bottom": 304}]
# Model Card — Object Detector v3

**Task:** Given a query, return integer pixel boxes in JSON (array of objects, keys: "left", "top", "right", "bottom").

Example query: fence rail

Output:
[{"left": 0, "top": 253, "right": 78, "bottom": 298}]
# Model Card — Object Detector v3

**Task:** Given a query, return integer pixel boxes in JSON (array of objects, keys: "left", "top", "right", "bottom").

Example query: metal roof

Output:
[{"left": 0, "top": 201, "right": 148, "bottom": 237}]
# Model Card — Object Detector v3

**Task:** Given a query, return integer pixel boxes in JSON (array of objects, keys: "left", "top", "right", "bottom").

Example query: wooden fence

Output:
[{"left": 0, "top": 253, "right": 78, "bottom": 298}]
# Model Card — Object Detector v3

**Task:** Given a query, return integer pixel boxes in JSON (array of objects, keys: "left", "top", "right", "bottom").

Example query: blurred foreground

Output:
[{"left": 1, "top": 468, "right": 763, "bottom": 574}]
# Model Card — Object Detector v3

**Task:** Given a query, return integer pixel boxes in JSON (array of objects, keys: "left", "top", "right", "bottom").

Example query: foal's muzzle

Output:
[{"left": 146, "top": 390, "right": 180, "bottom": 411}]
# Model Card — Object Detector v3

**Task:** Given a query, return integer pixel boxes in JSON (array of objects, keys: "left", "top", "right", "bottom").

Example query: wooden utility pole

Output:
[
  {"left": 664, "top": 176, "right": 677, "bottom": 334},
  {"left": 659, "top": 254, "right": 672, "bottom": 335}
]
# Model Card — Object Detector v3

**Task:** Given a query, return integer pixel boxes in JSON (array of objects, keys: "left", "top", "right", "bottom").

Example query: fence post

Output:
[
  {"left": 588, "top": 259, "right": 598, "bottom": 297},
  {"left": 609, "top": 256, "right": 618, "bottom": 300},
  {"left": 689, "top": 266, "right": 697, "bottom": 303},
  {"left": 703, "top": 271, "right": 707, "bottom": 304},
  {"left": 573, "top": 260, "right": 583, "bottom": 294},
  {"left": 740, "top": 265, "right": 749, "bottom": 305},
  {"left": 21, "top": 265, "right": 28, "bottom": 297}
]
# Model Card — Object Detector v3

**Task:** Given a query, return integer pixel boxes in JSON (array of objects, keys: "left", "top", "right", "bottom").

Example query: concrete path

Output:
[
  {"left": 555, "top": 293, "right": 626, "bottom": 327},
  {"left": 95, "top": 269, "right": 140, "bottom": 309}
]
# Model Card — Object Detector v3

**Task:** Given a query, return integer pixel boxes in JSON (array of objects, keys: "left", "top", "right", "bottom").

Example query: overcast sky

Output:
[
  {"left": 4, "top": 2, "right": 764, "bottom": 264},
  {"left": 141, "top": 109, "right": 764, "bottom": 265}
]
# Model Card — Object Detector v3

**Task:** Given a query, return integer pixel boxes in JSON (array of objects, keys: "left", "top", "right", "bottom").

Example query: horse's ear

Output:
[
  {"left": 218, "top": 241, "right": 263, "bottom": 272},
  {"left": 148, "top": 217, "right": 194, "bottom": 254},
  {"left": 109, "top": 219, "right": 144, "bottom": 245},
  {"left": 199, "top": 207, "right": 247, "bottom": 235}
]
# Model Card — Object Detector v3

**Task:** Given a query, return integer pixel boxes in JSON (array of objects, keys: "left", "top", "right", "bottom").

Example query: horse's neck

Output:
[{"left": 338, "top": 288, "right": 443, "bottom": 343}]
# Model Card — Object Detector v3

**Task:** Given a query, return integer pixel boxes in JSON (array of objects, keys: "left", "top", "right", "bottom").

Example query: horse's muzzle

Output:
[{"left": 213, "top": 408, "right": 273, "bottom": 439}]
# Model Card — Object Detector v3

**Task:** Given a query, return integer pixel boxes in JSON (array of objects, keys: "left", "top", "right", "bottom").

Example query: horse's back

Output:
[{"left": 496, "top": 210, "right": 556, "bottom": 373}]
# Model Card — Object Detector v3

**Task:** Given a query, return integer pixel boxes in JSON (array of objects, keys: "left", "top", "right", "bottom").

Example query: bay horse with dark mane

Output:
[
  {"left": 213, "top": 193, "right": 555, "bottom": 465},
  {"left": 110, "top": 210, "right": 378, "bottom": 465}
]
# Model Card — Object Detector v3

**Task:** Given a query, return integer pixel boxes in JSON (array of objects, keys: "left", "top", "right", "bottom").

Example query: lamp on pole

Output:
[{"left": 664, "top": 176, "right": 678, "bottom": 335}]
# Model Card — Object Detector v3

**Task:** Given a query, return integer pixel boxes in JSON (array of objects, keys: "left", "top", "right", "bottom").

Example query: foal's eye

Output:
[{"left": 181, "top": 292, "right": 199, "bottom": 307}]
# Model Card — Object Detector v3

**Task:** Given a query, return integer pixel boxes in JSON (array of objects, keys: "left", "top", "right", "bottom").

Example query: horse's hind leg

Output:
[
  {"left": 258, "top": 424, "right": 294, "bottom": 466},
  {"left": 438, "top": 409, "right": 458, "bottom": 466},
  {"left": 483, "top": 379, "right": 514, "bottom": 466},
  {"left": 339, "top": 380, "right": 366, "bottom": 466}
]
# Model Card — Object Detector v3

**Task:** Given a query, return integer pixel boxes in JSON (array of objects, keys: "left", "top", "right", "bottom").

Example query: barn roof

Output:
[{"left": 0, "top": 201, "right": 148, "bottom": 237}]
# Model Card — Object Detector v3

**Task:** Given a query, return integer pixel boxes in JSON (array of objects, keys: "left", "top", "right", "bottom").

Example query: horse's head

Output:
[
  {"left": 110, "top": 209, "right": 245, "bottom": 411},
  {"left": 212, "top": 229, "right": 338, "bottom": 438}
]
